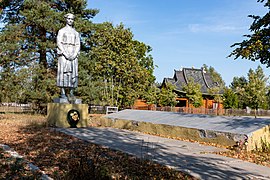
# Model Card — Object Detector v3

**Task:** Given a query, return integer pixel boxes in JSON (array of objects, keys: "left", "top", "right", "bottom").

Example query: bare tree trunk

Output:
[
  {"left": 255, "top": 108, "right": 257, "bottom": 118},
  {"left": 39, "top": 28, "right": 48, "bottom": 70},
  {"left": 103, "top": 76, "right": 108, "bottom": 105},
  {"left": 116, "top": 78, "right": 121, "bottom": 106},
  {"left": 111, "top": 77, "right": 114, "bottom": 106}
]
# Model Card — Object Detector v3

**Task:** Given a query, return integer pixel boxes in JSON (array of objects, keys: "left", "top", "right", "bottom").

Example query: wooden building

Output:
[{"left": 162, "top": 67, "right": 223, "bottom": 109}]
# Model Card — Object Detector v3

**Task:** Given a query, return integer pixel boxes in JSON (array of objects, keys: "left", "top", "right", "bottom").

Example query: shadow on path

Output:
[{"left": 57, "top": 127, "right": 270, "bottom": 180}]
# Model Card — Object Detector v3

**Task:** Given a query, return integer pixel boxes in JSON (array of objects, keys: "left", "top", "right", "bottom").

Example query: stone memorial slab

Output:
[{"left": 105, "top": 109, "right": 270, "bottom": 151}]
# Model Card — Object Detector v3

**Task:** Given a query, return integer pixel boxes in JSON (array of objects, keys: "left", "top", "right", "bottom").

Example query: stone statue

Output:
[{"left": 57, "top": 13, "right": 80, "bottom": 98}]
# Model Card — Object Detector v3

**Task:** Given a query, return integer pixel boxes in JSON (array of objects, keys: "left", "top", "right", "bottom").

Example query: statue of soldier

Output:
[{"left": 57, "top": 13, "right": 80, "bottom": 98}]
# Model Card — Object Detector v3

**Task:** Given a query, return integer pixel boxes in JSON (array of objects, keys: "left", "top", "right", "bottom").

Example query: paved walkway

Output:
[{"left": 57, "top": 127, "right": 270, "bottom": 180}]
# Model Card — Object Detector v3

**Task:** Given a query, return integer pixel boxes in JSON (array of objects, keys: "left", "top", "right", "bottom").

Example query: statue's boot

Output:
[
  {"left": 60, "top": 88, "right": 67, "bottom": 98},
  {"left": 70, "top": 88, "right": 75, "bottom": 97}
]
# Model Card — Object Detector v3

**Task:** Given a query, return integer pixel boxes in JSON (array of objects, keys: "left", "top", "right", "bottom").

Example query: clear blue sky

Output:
[{"left": 88, "top": 0, "right": 268, "bottom": 85}]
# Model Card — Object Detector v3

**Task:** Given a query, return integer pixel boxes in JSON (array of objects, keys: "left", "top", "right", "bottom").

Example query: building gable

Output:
[{"left": 163, "top": 67, "right": 222, "bottom": 95}]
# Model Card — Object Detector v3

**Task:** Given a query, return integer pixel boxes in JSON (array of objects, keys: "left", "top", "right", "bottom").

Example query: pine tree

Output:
[
  {"left": 0, "top": 0, "right": 98, "bottom": 105},
  {"left": 230, "top": 76, "right": 248, "bottom": 109},
  {"left": 245, "top": 66, "right": 268, "bottom": 117}
]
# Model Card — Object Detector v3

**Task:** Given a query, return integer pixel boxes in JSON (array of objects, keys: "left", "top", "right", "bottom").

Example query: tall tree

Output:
[
  {"left": 230, "top": 76, "right": 248, "bottom": 109},
  {"left": 229, "top": 0, "right": 270, "bottom": 66},
  {"left": 245, "top": 66, "right": 268, "bottom": 117},
  {"left": 85, "top": 22, "right": 155, "bottom": 107},
  {"left": 223, "top": 88, "right": 239, "bottom": 109},
  {"left": 0, "top": 0, "right": 98, "bottom": 104},
  {"left": 142, "top": 83, "right": 160, "bottom": 105}
]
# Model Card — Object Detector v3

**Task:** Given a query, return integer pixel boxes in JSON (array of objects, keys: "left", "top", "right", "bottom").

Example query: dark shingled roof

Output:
[{"left": 163, "top": 67, "right": 221, "bottom": 95}]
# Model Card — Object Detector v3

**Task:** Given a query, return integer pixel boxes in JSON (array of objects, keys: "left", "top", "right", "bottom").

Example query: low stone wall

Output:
[{"left": 248, "top": 125, "right": 270, "bottom": 151}]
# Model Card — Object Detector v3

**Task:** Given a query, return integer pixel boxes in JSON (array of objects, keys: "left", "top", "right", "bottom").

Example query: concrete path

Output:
[{"left": 57, "top": 127, "right": 270, "bottom": 180}]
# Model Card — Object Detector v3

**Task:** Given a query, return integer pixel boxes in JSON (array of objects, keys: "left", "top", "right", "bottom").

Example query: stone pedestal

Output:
[
  {"left": 53, "top": 97, "right": 82, "bottom": 104},
  {"left": 47, "top": 103, "right": 88, "bottom": 128}
]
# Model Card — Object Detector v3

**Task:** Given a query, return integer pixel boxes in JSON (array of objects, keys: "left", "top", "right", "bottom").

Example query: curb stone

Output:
[{"left": 0, "top": 144, "right": 52, "bottom": 180}]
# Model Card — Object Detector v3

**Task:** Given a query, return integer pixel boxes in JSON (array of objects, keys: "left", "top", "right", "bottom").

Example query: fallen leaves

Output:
[
  {"left": 0, "top": 114, "right": 196, "bottom": 179},
  {"left": 3, "top": 113, "right": 269, "bottom": 179},
  {"left": 0, "top": 148, "right": 43, "bottom": 179},
  {"left": 215, "top": 150, "right": 270, "bottom": 168}
]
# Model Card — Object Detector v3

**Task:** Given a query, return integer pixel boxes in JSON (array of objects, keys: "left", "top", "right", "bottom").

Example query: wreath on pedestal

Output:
[{"left": 67, "top": 109, "right": 80, "bottom": 128}]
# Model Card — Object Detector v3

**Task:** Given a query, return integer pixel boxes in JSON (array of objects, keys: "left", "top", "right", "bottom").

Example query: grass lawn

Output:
[{"left": 0, "top": 114, "right": 196, "bottom": 179}]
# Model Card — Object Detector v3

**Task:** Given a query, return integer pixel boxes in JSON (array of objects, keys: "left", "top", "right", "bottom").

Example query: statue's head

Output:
[{"left": 64, "top": 13, "right": 75, "bottom": 26}]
